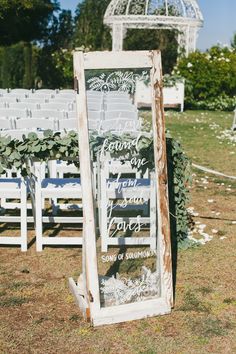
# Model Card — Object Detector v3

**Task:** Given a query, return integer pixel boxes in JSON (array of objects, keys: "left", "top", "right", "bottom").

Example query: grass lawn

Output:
[{"left": 0, "top": 110, "right": 235, "bottom": 354}]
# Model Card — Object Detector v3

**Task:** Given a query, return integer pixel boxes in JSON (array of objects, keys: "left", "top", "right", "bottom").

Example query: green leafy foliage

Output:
[
  {"left": 174, "top": 45, "right": 236, "bottom": 110},
  {"left": 0, "top": 0, "right": 59, "bottom": 45},
  {"left": 0, "top": 130, "right": 191, "bottom": 243}
]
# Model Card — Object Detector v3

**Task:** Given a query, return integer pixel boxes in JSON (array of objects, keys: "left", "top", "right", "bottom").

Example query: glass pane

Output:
[{"left": 85, "top": 67, "right": 161, "bottom": 307}]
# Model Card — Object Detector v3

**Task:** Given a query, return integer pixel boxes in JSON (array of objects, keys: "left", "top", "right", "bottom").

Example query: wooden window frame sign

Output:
[{"left": 69, "top": 50, "right": 173, "bottom": 326}]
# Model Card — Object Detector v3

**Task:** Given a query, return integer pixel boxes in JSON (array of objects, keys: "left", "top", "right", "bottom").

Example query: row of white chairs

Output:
[
  {"left": 0, "top": 154, "right": 155, "bottom": 252},
  {"left": 0, "top": 88, "right": 74, "bottom": 98},
  {"left": 0, "top": 101, "right": 75, "bottom": 112},
  {"left": 0, "top": 117, "right": 140, "bottom": 134},
  {"left": 0, "top": 101, "right": 136, "bottom": 120}
]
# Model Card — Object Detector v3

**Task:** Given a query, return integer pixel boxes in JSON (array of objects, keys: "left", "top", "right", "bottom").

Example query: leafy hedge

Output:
[
  {"left": 0, "top": 130, "right": 191, "bottom": 243},
  {"left": 174, "top": 45, "right": 236, "bottom": 111}
]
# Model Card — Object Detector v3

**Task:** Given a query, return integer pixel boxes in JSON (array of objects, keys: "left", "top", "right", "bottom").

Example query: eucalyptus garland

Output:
[{"left": 0, "top": 129, "right": 191, "bottom": 242}]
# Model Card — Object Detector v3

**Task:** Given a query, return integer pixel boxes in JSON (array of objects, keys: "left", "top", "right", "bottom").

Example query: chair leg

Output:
[
  {"left": 20, "top": 179, "right": 27, "bottom": 252},
  {"left": 34, "top": 172, "right": 43, "bottom": 252}
]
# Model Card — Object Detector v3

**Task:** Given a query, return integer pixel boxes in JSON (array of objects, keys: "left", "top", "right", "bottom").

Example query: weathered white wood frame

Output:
[{"left": 69, "top": 50, "right": 173, "bottom": 326}]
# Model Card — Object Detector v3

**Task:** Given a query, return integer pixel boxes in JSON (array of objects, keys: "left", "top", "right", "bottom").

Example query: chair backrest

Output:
[
  {"left": 106, "top": 103, "right": 136, "bottom": 111},
  {"left": 105, "top": 91, "right": 129, "bottom": 98},
  {"left": 58, "top": 89, "right": 74, "bottom": 95},
  {"left": 104, "top": 110, "right": 138, "bottom": 120},
  {"left": 87, "top": 100, "right": 103, "bottom": 111},
  {"left": 104, "top": 97, "right": 131, "bottom": 104},
  {"left": 34, "top": 89, "right": 55, "bottom": 95},
  {"left": 67, "top": 111, "right": 76, "bottom": 119},
  {"left": 22, "top": 98, "right": 46, "bottom": 104},
  {"left": 0, "top": 118, "right": 13, "bottom": 130},
  {"left": 9, "top": 88, "right": 31, "bottom": 96},
  {"left": 30, "top": 109, "right": 65, "bottom": 119},
  {"left": 15, "top": 118, "right": 55, "bottom": 130},
  {"left": 28, "top": 93, "right": 53, "bottom": 101},
  {"left": 9, "top": 102, "right": 40, "bottom": 110},
  {"left": 87, "top": 90, "right": 104, "bottom": 97},
  {"left": 101, "top": 118, "right": 140, "bottom": 133},
  {"left": 52, "top": 97, "right": 75, "bottom": 103},
  {"left": 0, "top": 96, "right": 18, "bottom": 104},
  {"left": 0, "top": 108, "right": 28, "bottom": 118},
  {"left": 0, "top": 102, "right": 7, "bottom": 109},
  {"left": 40, "top": 102, "right": 71, "bottom": 111},
  {"left": 59, "top": 119, "right": 77, "bottom": 131},
  {"left": 88, "top": 110, "right": 104, "bottom": 121},
  {"left": 54, "top": 94, "right": 76, "bottom": 101}
]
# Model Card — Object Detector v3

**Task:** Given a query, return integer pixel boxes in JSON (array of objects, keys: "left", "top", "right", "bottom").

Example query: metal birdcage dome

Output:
[{"left": 104, "top": 0, "right": 204, "bottom": 55}]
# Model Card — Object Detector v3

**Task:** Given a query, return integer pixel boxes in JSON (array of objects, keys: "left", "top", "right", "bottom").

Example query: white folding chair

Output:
[
  {"left": 48, "top": 159, "right": 97, "bottom": 215},
  {"left": 0, "top": 97, "right": 18, "bottom": 104},
  {"left": 9, "top": 89, "right": 31, "bottom": 96},
  {"left": 22, "top": 98, "right": 46, "bottom": 105},
  {"left": 32, "top": 161, "right": 83, "bottom": 251},
  {"left": 0, "top": 177, "right": 27, "bottom": 251},
  {"left": 0, "top": 89, "right": 7, "bottom": 96},
  {"left": 88, "top": 110, "right": 104, "bottom": 121},
  {"left": 0, "top": 118, "right": 13, "bottom": 130},
  {"left": 59, "top": 89, "right": 75, "bottom": 95},
  {"left": 105, "top": 91, "right": 129, "bottom": 98},
  {"left": 104, "top": 98, "right": 131, "bottom": 105},
  {"left": 67, "top": 111, "right": 76, "bottom": 119},
  {"left": 33, "top": 89, "right": 56, "bottom": 95},
  {"left": 30, "top": 109, "right": 65, "bottom": 119},
  {"left": 104, "top": 110, "right": 138, "bottom": 120},
  {"left": 41, "top": 102, "right": 73, "bottom": 111},
  {"left": 87, "top": 90, "right": 104, "bottom": 97},
  {"left": 0, "top": 108, "right": 28, "bottom": 119},
  {"left": 15, "top": 118, "right": 55, "bottom": 130},
  {"left": 106, "top": 103, "right": 136, "bottom": 111},
  {"left": 57, "top": 93, "right": 76, "bottom": 100},
  {"left": 59, "top": 119, "right": 77, "bottom": 131},
  {"left": 53, "top": 97, "right": 75, "bottom": 104},
  {"left": 99, "top": 156, "right": 156, "bottom": 252},
  {"left": 87, "top": 100, "right": 103, "bottom": 111},
  {"left": 0, "top": 102, "right": 7, "bottom": 109},
  {"left": 9, "top": 102, "right": 40, "bottom": 110}
]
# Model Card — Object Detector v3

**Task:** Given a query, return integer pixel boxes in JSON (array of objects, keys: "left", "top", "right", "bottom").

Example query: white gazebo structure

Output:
[{"left": 104, "top": 0, "right": 204, "bottom": 55}]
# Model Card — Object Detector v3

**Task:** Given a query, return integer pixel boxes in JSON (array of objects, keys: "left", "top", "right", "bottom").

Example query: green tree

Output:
[
  {"left": 74, "top": 0, "right": 111, "bottom": 50},
  {"left": 0, "top": 0, "right": 59, "bottom": 88},
  {"left": 0, "top": 0, "right": 59, "bottom": 45},
  {"left": 38, "top": 10, "right": 75, "bottom": 88}
]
